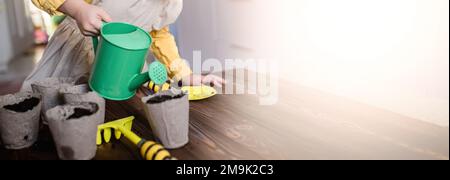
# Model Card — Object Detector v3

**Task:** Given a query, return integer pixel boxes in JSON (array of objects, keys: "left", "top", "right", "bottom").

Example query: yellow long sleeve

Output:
[
  {"left": 31, "top": 0, "right": 93, "bottom": 15},
  {"left": 150, "top": 27, "right": 192, "bottom": 80}
]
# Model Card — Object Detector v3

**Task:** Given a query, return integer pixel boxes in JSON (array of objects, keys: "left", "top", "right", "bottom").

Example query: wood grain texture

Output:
[{"left": 0, "top": 73, "right": 448, "bottom": 160}]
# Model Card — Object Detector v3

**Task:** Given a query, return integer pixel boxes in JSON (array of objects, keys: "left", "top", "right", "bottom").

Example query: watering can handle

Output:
[
  {"left": 92, "top": 37, "right": 99, "bottom": 54},
  {"left": 92, "top": 22, "right": 107, "bottom": 54}
]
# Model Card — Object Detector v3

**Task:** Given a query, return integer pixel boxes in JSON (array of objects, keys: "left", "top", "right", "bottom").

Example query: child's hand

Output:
[
  {"left": 181, "top": 74, "right": 226, "bottom": 88},
  {"left": 59, "top": 0, "right": 112, "bottom": 36}
]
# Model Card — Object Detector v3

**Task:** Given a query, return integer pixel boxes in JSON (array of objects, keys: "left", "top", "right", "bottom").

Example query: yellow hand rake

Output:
[{"left": 97, "top": 116, "right": 176, "bottom": 160}]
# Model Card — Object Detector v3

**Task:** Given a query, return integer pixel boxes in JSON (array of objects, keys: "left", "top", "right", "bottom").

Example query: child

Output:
[{"left": 22, "top": 0, "right": 224, "bottom": 92}]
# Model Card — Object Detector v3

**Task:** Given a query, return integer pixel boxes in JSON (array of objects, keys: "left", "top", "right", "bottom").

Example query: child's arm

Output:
[
  {"left": 150, "top": 27, "right": 192, "bottom": 81},
  {"left": 150, "top": 27, "right": 225, "bottom": 87},
  {"left": 31, "top": 0, "right": 68, "bottom": 15},
  {"left": 31, "top": 0, "right": 93, "bottom": 15},
  {"left": 31, "top": 0, "right": 111, "bottom": 36}
]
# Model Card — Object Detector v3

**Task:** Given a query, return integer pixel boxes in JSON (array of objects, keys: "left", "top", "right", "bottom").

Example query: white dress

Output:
[{"left": 21, "top": 0, "right": 183, "bottom": 92}]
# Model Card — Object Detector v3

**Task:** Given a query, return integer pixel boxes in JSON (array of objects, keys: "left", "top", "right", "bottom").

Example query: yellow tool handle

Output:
[
  {"left": 139, "top": 140, "right": 175, "bottom": 160},
  {"left": 117, "top": 126, "right": 174, "bottom": 160},
  {"left": 149, "top": 81, "right": 171, "bottom": 93},
  {"left": 118, "top": 126, "right": 142, "bottom": 146}
]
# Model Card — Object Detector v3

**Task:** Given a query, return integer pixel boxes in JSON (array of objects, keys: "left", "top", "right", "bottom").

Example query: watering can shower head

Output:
[{"left": 148, "top": 61, "right": 168, "bottom": 85}]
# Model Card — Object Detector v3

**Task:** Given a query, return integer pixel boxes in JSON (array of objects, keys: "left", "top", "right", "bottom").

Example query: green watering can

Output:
[{"left": 89, "top": 22, "right": 168, "bottom": 101}]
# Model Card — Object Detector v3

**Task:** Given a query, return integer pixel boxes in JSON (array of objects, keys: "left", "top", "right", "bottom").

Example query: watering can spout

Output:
[
  {"left": 128, "top": 61, "right": 168, "bottom": 92},
  {"left": 129, "top": 72, "right": 150, "bottom": 92}
]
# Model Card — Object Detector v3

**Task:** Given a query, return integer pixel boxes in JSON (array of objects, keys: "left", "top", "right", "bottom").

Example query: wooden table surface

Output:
[{"left": 1, "top": 76, "right": 448, "bottom": 160}]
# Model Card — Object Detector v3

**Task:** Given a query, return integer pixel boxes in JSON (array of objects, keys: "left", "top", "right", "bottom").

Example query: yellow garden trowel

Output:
[
  {"left": 97, "top": 116, "right": 176, "bottom": 160},
  {"left": 149, "top": 81, "right": 217, "bottom": 101}
]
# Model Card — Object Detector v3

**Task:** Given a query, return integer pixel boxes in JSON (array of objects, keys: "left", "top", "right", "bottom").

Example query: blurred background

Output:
[{"left": 0, "top": 0, "right": 448, "bottom": 128}]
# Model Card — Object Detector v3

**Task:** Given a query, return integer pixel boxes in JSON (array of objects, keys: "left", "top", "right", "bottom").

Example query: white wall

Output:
[
  {"left": 176, "top": 0, "right": 280, "bottom": 66},
  {"left": 176, "top": 0, "right": 449, "bottom": 126},
  {"left": 5, "top": 0, "right": 34, "bottom": 56},
  {"left": 0, "top": 0, "right": 34, "bottom": 73},
  {"left": 176, "top": 0, "right": 218, "bottom": 63},
  {"left": 279, "top": 0, "right": 449, "bottom": 126},
  {"left": 0, "top": 0, "right": 12, "bottom": 72}
]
